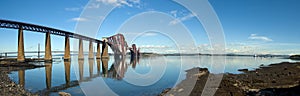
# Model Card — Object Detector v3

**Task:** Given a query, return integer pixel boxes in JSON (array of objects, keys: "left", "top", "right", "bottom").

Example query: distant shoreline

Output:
[{"left": 0, "top": 52, "right": 291, "bottom": 58}]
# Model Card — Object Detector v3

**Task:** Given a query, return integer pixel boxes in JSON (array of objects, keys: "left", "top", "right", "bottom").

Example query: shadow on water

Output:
[{"left": 13, "top": 56, "right": 140, "bottom": 95}]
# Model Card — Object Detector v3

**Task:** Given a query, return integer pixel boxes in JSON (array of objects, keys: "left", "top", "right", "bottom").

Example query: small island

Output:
[{"left": 290, "top": 55, "right": 300, "bottom": 60}]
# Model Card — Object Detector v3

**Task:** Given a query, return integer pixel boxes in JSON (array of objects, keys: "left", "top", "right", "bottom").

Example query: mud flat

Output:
[{"left": 160, "top": 62, "right": 300, "bottom": 96}]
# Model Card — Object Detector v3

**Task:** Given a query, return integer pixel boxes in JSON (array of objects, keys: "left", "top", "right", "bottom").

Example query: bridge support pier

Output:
[
  {"left": 89, "top": 59, "right": 94, "bottom": 77},
  {"left": 45, "top": 62, "right": 52, "bottom": 89},
  {"left": 101, "top": 59, "right": 109, "bottom": 77},
  {"left": 96, "top": 59, "right": 101, "bottom": 74},
  {"left": 17, "top": 27, "right": 25, "bottom": 62},
  {"left": 64, "top": 61, "right": 70, "bottom": 84},
  {"left": 101, "top": 42, "right": 109, "bottom": 59},
  {"left": 64, "top": 35, "right": 70, "bottom": 61},
  {"left": 78, "top": 39, "right": 84, "bottom": 59},
  {"left": 96, "top": 43, "right": 101, "bottom": 59},
  {"left": 88, "top": 41, "right": 94, "bottom": 59},
  {"left": 45, "top": 32, "right": 52, "bottom": 61},
  {"left": 78, "top": 60, "right": 84, "bottom": 81},
  {"left": 18, "top": 70, "right": 25, "bottom": 86}
]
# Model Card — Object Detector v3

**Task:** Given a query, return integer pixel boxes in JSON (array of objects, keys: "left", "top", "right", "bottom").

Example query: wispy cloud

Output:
[
  {"left": 169, "top": 12, "right": 197, "bottom": 25},
  {"left": 139, "top": 45, "right": 170, "bottom": 50},
  {"left": 65, "top": 7, "right": 81, "bottom": 11},
  {"left": 93, "top": 0, "right": 141, "bottom": 8},
  {"left": 143, "top": 33, "right": 158, "bottom": 36},
  {"left": 248, "top": 34, "right": 273, "bottom": 42},
  {"left": 122, "top": 32, "right": 158, "bottom": 37},
  {"left": 70, "top": 17, "right": 88, "bottom": 22}
]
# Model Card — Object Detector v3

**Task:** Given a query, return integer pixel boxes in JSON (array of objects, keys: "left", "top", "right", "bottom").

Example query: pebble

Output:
[
  {"left": 177, "top": 88, "right": 184, "bottom": 92},
  {"left": 59, "top": 92, "right": 71, "bottom": 96}
]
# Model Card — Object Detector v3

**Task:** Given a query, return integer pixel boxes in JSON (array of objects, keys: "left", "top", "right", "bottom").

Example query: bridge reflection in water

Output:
[{"left": 15, "top": 56, "right": 139, "bottom": 95}]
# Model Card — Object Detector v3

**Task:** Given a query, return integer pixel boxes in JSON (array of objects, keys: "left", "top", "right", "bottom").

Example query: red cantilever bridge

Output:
[{"left": 0, "top": 19, "right": 128, "bottom": 62}]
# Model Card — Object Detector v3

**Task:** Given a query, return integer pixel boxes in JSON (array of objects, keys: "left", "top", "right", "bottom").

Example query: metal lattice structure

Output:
[
  {"left": 106, "top": 33, "right": 128, "bottom": 56},
  {"left": 0, "top": 19, "right": 102, "bottom": 43}
]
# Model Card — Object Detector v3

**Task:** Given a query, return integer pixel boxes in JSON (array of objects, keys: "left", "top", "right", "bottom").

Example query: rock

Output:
[
  {"left": 0, "top": 68, "right": 37, "bottom": 96},
  {"left": 177, "top": 88, "right": 184, "bottom": 92},
  {"left": 233, "top": 83, "right": 238, "bottom": 87},
  {"left": 260, "top": 64, "right": 264, "bottom": 66},
  {"left": 238, "top": 69, "right": 248, "bottom": 72},
  {"left": 59, "top": 92, "right": 71, "bottom": 96},
  {"left": 248, "top": 89, "right": 259, "bottom": 92}
]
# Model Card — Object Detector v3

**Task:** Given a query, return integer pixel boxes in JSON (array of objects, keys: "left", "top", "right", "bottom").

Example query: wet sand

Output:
[{"left": 160, "top": 62, "right": 300, "bottom": 96}]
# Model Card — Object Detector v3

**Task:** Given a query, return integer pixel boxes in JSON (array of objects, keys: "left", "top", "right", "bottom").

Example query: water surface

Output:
[{"left": 8, "top": 55, "right": 296, "bottom": 96}]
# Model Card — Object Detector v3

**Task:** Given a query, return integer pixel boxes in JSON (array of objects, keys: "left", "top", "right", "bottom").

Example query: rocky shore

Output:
[
  {"left": 0, "top": 67, "right": 38, "bottom": 96},
  {"left": 160, "top": 62, "right": 300, "bottom": 96},
  {"left": 0, "top": 59, "right": 44, "bottom": 96}
]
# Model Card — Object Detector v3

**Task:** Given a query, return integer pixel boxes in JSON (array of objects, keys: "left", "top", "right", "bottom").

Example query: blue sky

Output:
[{"left": 0, "top": 0, "right": 299, "bottom": 55}]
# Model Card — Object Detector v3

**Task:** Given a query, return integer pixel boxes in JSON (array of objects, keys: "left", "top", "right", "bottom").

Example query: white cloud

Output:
[
  {"left": 87, "top": 3, "right": 100, "bottom": 8},
  {"left": 140, "top": 45, "right": 170, "bottom": 49},
  {"left": 71, "top": 17, "right": 88, "bottom": 22},
  {"left": 143, "top": 33, "right": 158, "bottom": 36},
  {"left": 169, "top": 12, "right": 197, "bottom": 25},
  {"left": 129, "top": 0, "right": 140, "bottom": 4},
  {"left": 65, "top": 7, "right": 81, "bottom": 11},
  {"left": 95, "top": 0, "right": 140, "bottom": 7},
  {"left": 248, "top": 34, "right": 273, "bottom": 42},
  {"left": 121, "top": 32, "right": 158, "bottom": 37}
]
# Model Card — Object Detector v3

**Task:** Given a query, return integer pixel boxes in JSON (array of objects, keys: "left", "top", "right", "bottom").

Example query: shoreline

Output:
[
  {"left": 0, "top": 59, "right": 45, "bottom": 96},
  {"left": 160, "top": 62, "right": 300, "bottom": 96},
  {"left": 0, "top": 66, "right": 38, "bottom": 96}
]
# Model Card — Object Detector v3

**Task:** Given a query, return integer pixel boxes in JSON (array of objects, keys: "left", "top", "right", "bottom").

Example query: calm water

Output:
[{"left": 8, "top": 55, "right": 297, "bottom": 96}]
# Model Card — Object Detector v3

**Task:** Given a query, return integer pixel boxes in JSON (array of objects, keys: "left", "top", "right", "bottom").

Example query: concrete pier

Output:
[
  {"left": 64, "top": 35, "right": 70, "bottom": 60},
  {"left": 96, "top": 43, "right": 101, "bottom": 59},
  {"left": 97, "top": 59, "right": 101, "bottom": 74},
  {"left": 64, "top": 61, "right": 70, "bottom": 84},
  {"left": 78, "top": 60, "right": 84, "bottom": 81},
  {"left": 45, "top": 32, "right": 52, "bottom": 61},
  {"left": 101, "top": 59, "right": 109, "bottom": 77},
  {"left": 45, "top": 62, "right": 52, "bottom": 89},
  {"left": 88, "top": 41, "right": 94, "bottom": 59},
  {"left": 17, "top": 27, "right": 25, "bottom": 62},
  {"left": 18, "top": 70, "right": 25, "bottom": 86},
  {"left": 101, "top": 42, "right": 109, "bottom": 59},
  {"left": 78, "top": 39, "right": 84, "bottom": 59},
  {"left": 89, "top": 59, "right": 94, "bottom": 77}
]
